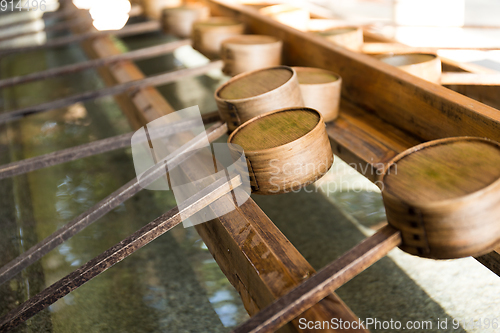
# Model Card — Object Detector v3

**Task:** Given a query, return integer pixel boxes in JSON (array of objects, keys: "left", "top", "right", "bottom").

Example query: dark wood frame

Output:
[{"left": 1, "top": 0, "right": 498, "bottom": 331}]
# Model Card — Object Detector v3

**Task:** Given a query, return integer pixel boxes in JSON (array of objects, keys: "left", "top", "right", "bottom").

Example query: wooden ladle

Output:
[{"left": 233, "top": 136, "right": 500, "bottom": 333}]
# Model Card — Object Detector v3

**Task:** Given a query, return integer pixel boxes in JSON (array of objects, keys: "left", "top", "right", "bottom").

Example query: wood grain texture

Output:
[
  {"left": 231, "top": 225, "right": 402, "bottom": 333},
  {"left": 230, "top": 109, "right": 318, "bottom": 150},
  {"left": 325, "top": 100, "right": 500, "bottom": 274},
  {"left": 229, "top": 108, "right": 333, "bottom": 195},
  {"left": 341, "top": 29, "right": 500, "bottom": 266},
  {"left": 71, "top": 3, "right": 366, "bottom": 330},
  {"left": 192, "top": 17, "right": 245, "bottom": 58},
  {"left": 197, "top": 197, "right": 367, "bottom": 333},
  {"left": 381, "top": 137, "right": 500, "bottom": 259},
  {"left": 222, "top": 35, "right": 282, "bottom": 76},
  {"left": 218, "top": 67, "right": 291, "bottom": 99},
  {"left": 378, "top": 53, "right": 442, "bottom": 83},
  {"left": 476, "top": 247, "right": 500, "bottom": 276},
  {"left": 442, "top": 63, "right": 500, "bottom": 112},
  {"left": 216, "top": 66, "right": 304, "bottom": 131},
  {"left": 207, "top": 0, "right": 500, "bottom": 273},
  {"left": 161, "top": 4, "right": 210, "bottom": 38},
  {"left": 294, "top": 67, "right": 342, "bottom": 122},
  {"left": 206, "top": 0, "right": 500, "bottom": 144}
]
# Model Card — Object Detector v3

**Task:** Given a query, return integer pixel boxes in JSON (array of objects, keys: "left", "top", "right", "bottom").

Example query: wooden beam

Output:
[
  {"left": 205, "top": 2, "right": 500, "bottom": 276},
  {"left": 476, "top": 247, "right": 500, "bottom": 275},
  {"left": 67, "top": 4, "right": 367, "bottom": 332},
  {"left": 361, "top": 30, "right": 500, "bottom": 112},
  {"left": 207, "top": 1, "right": 500, "bottom": 144}
]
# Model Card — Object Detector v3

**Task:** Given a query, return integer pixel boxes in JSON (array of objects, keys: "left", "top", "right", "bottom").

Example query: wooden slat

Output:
[
  {"left": 207, "top": 0, "right": 500, "bottom": 276},
  {"left": 440, "top": 58, "right": 500, "bottom": 111},
  {"left": 207, "top": 1, "right": 500, "bottom": 143},
  {"left": 232, "top": 225, "right": 402, "bottom": 333},
  {"left": 476, "top": 247, "right": 500, "bottom": 275},
  {"left": 362, "top": 30, "right": 500, "bottom": 114},
  {"left": 327, "top": 100, "right": 421, "bottom": 182},
  {"left": 325, "top": 101, "right": 500, "bottom": 276},
  {"left": 67, "top": 5, "right": 367, "bottom": 332}
]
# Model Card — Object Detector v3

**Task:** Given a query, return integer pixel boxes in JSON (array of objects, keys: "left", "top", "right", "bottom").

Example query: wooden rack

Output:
[{"left": 0, "top": 0, "right": 499, "bottom": 331}]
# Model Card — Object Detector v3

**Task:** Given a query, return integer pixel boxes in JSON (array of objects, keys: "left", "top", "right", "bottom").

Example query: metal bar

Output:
[
  {"left": 0, "top": 3, "right": 142, "bottom": 31},
  {"left": 0, "top": 60, "right": 224, "bottom": 124},
  {"left": 0, "top": 8, "right": 76, "bottom": 30},
  {"left": 0, "top": 20, "right": 160, "bottom": 56},
  {"left": 70, "top": 1, "right": 369, "bottom": 329},
  {"left": 0, "top": 17, "right": 90, "bottom": 43},
  {"left": 0, "top": 121, "right": 228, "bottom": 287},
  {"left": 0, "top": 172, "right": 241, "bottom": 333},
  {"left": 0, "top": 111, "right": 220, "bottom": 180},
  {"left": 0, "top": 39, "right": 191, "bottom": 89},
  {"left": 231, "top": 225, "right": 402, "bottom": 333}
]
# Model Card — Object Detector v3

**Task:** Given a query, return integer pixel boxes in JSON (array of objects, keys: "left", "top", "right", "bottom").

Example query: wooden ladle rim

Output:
[
  {"left": 380, "top": 136, "right": 500, "bottom": 208},
  {"left": 215, "top": 65, "right": 296, "bottom": 102},
  {"left": 228, "top": 107, "right": 324, "bottom": 154},
  {"left": 292, "top": 66, "right": 342, "bottom": 86}
]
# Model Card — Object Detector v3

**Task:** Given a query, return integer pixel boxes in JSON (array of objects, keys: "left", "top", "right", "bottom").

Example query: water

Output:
[
  {"left": 1, "top": 14, "right": 499, "bottom": 333},
  {"left": 0, "top": 20, "right": 248, "bottom": 332}
]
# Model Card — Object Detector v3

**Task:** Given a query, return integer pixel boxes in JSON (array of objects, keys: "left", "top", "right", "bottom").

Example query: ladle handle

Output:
[{"left": 232, "top": 224, "right": 402, "bottom": 333}]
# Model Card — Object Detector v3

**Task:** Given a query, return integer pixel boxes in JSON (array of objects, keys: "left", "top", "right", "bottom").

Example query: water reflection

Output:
[{"left": 0, "top": 23, "right": 248, "bottom": 333}]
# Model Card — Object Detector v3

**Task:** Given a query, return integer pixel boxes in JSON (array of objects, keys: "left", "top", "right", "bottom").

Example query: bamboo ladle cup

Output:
[
  {"left": 215, "top": 66, "right": 304, "bottom": 131},
  {"left": 0, "top": 109, "right": 335, "bottom": 331},
  {"left": 378, "top": 53, "right": 442, "bottom": 83},
  {"left": 232, "top": 136, "right": 500, "bottom": 333},
  {"left": 229, "top": 107, "right": 334, "bottom": 195}
]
